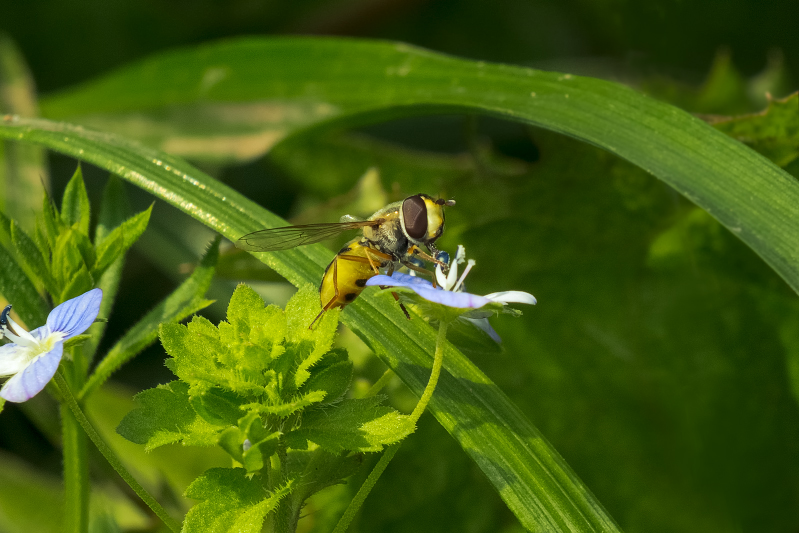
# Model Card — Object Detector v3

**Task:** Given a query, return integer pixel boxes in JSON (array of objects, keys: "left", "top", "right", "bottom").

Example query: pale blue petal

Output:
[
  {"left": 463, "top": 317, "right": 502, "bottom": 343},
  {"left": 367, "top": 274, "right": 491, "bottom": 309},
  {"left": 0, "top": 342, "right": 63, "bottom": 402},
  {"left": 46, "top": 288, "right": 103, "bottom": 340}
]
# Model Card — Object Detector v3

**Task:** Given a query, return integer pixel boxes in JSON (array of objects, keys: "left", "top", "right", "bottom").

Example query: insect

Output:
[{"left": 236, "top": 193, "right": 456, "bottom": 327}]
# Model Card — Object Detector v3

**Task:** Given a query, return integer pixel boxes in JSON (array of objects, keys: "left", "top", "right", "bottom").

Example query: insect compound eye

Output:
[{"left": 402, "top": 194, "right": 428, "bottom": 240}]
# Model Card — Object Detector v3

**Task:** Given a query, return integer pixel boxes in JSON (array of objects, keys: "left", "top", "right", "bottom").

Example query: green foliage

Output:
[
  {"left": 182, "top": 468, "right": 291, "bottom": 533},
  {"left": 0, "top": 165, "right": 152, "bottom": 306},
  {"left": 711, "top": 92, "right": 799, "bottom": 168},
  {"left": 118, "top": 285, "right": 411, "bottom": 530}
]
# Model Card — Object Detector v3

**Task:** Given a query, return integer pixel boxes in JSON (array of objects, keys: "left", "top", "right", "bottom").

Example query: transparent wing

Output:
[{"left": 236, "top": 220, "right": 381, "bottom": 252}]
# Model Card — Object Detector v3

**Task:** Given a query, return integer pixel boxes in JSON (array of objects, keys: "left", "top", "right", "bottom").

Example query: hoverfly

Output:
[{"left": 236, "top": 194, "right": 455, "bottom": 327}]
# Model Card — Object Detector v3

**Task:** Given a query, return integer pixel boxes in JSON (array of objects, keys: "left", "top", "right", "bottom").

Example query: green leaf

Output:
[
  {"left": 285, "top": 397, "right": 413, "bottom": 453},
  {"left": 38, "top": 190, "right": 60, "bottom": 252},
  {"left": 183, "top": 468, "right": 291, "bottom": 533},
  {"left": 93, "top": 205, "right": 152, "bottom": 277},
  {"left": 13, "top": 37, "right": 799, "bottom": 531},
  {"left": 710, "top": 92, "right": 799, "bottom": 168},
  {"left": 189, "top": 387, "right": 246, "bottom": 427},
  {"left": 10, "top": 219, "right": 58, "bottom": 295},
  {"left": 0, "top": 242, "right": 47, "bottom": 326},
  {"left": 218, "top": 414, "right": 281, "bottom": 473},
  {"left": 245, "top": 390, "right": 327, "bottom": 418},
  {"left": 116, "top": 381, "right": 223, "bottom": 450},
  {"left": 300, "top": 357, "right": 353, "bottom": 405},
  {"left": 286, "top": 286, "right": 339, "bottom": 390},
  {"left": 61, "top": 165, "right": 91, "bottom": 234}
]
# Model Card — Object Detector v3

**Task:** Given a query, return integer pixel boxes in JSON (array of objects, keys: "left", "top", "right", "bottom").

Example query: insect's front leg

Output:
[
  {"left": 401, "top": 260, "right": 438, "bottom": 288},
  {"left": 408, "top": 245, "right": 449, "bottom": 273}
]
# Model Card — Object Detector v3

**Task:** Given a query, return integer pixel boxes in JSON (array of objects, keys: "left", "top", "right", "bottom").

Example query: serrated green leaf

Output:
[
  {"left": 183, "top": 468, "right": 291, "bottom": 533},
  {"left": 286, "top": 286, "right": 339, "bottom": 390},
  {"left": 285, "top": 448, "right": 363, "bottom": 517},
  {"left": 241, "top": 431, "right": 281, "bottom": 473},
  {"left": 711, "top": 92, "right": 799, "bottom": 167},
  {"left": 245, "top": 390, "right": 327, "bottom": 418},
  {"left": 82, "top": 237, "right": 219, "bottom": 398},
  {"left": 116, "top": 381, "right": 223, "bottom": 450},
  {"left": 0, "top": 243, "right": 47, "bottom": 326},
  {"left": 190, "top": 387, "right": 246, "bottom": 427},
  {"left": 61, "top": 165, "right": 91, "bottom": 234},
  {"left": 218, "top": 411, "right": 281, "bottom": 472},
  {"left": 10, "top": 219, "right": 57, "bottom": 295},
  {"left": 301, "top": 359, "right": 352, "bottom": 405},
  {"left": 286, "top": 397, "right": 413, "bottom": 453},
  {"left": 161, "top": 319, "right": 232, "bottom": 391}
]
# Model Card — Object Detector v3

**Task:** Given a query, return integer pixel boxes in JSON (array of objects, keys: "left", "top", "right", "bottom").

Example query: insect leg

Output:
[{"left": 401, "top": 260, "right": 438, "bottom": 288}]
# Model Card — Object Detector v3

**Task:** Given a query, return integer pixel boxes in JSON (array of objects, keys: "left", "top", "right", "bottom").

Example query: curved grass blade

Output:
[
  {"left": 39, "top": 37, "right": 799, "bottom": 296},
  {"left": 0, "top": 117, "right": 621, "bottom": 532}
]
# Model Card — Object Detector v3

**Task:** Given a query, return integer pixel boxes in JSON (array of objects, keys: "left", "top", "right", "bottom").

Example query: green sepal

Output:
[
  {"left": 62, "top": 334, "right": 92, "bottom": 349},
  {"left": 60, "top": 165, "right": 91, "bottom": 235},
  {"left": 284, "top": 396, "right": 413, "bottom": 453},
  {"left": 116, "top": 381, "right": 224, "bottom": 450},
  {"left": 182, "top": 468, "right": 292, "bottom": 533}
]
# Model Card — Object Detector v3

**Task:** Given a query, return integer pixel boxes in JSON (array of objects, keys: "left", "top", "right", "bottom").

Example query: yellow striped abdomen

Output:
[{"left": 319, "top": 240, "right": 389, "bottom": 311}]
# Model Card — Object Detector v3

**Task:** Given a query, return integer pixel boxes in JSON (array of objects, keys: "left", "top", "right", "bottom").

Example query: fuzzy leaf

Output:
[
  {"left": 711, "top": 92, "right": 799, "bottom": 167},
  {"left": 285, "top": 287, "right": 339, "bottom": 390},
  {"left": 190, "top": 387, "right": 246, "bottom": 427},
  {"left": 183, "top": 468, "right": 291, "bottom": 533},
  {"left": 285, "top": 397, "right": 413, "bottom": 453},
  {"left": 116, "top": 381, "right": 223, "bottom": 450},
  {"left": 10, "top": 220, "right": 57, "bottom": 296},
  {"left": 60, "top": 165, "right": 91, "bottom": 234},
  {"left": 300, "top": 357, "right": 352, "bottom": 405},
  {"left": 0, "top": 244, "right": 48, "bottom": 326}
]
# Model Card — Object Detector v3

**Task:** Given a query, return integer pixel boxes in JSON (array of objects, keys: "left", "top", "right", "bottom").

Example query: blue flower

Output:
[
  {"left": 0, "top": 288, "right": 103, "bottom": 402},
  {"left": 366, "top": 246, "right": 535, "bottom": 342}
]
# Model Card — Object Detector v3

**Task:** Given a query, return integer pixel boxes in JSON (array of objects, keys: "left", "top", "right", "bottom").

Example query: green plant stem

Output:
[
  {"left": 61, "top": 360, "right": 88, "bottom": 533},
  {"left": 364, "top": 368, "right": 394, "bottom": 398},
  {"left": 53, "top": 371, "right": 181, "bottom": 533},
  {"left": 409, "top": 321, "right": 448, "bottom": 424},
  {"left": 331, "top": 321, "right": 448, "bottom": 533},
  {"left": 330, "top": 444, "right": 400, "bottom": 533},
  {"left": 62, "top": 402, "right": 88, "bottom": 533}
]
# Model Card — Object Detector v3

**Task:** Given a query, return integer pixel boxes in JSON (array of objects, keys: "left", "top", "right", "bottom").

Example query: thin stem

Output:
[
  {"left": 364, "top": 368, "right": 394, "bottom": 398},
  {"left": 330, "top": 444, "right": 400, "bottom": 533},
  {"left": 61, "top": 360, "right": 88, "bottom": 533},
  {"left": 62, "top": 403, "right": 88, "bottom": 533},
  {"left": 409, "top": 321, "right": 448, "bottom": 423},
  {"left": 331, "top": 320, "right": 449, "bottom": 533},
  {"left": 53, "top": 371, "right": 181, "bottom": 533}
]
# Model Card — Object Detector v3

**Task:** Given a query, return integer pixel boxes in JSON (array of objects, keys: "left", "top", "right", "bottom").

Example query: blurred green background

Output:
[{"left": 2, "top": 1, "right": 799, "bottom": 532}]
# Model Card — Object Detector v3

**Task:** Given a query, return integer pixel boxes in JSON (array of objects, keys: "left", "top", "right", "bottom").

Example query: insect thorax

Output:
[{"left": 361, "top": 214, "right": 409, "bottom": 261}]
